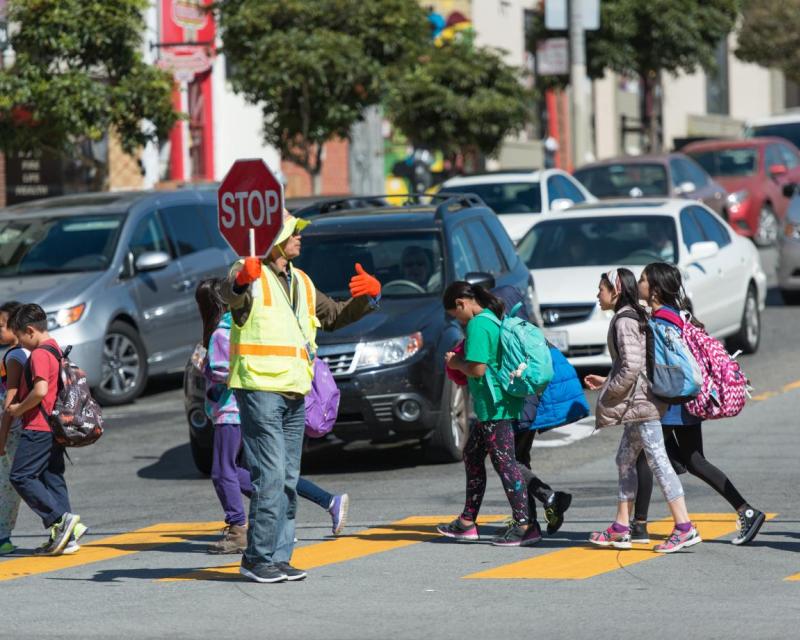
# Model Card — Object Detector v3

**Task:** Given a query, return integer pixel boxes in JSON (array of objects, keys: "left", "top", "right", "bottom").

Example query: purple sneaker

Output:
[
  {"left": 654, "top": 526, "right": 702, "bottom": 553},
  {"left": 437, "top": 518, "right": 479, "bottom": 541},
  {"left": 328, "top": 494, "right": 349, "bottom": 536}
]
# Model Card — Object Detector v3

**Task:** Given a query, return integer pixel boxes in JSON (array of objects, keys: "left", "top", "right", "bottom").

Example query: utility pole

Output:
[{"left": 569, "top": 0, "right": 591, "bottom": 169}]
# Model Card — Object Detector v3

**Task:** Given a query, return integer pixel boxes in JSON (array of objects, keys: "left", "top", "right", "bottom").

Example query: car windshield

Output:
[
  {"left": 0, "top": 214, "right": 124, "bottom": 277},
  {"left": 688, "top": 148, "right": 758, "bottom": 177},
  {"left": 573, "top": 164, "right": 669, "bottom": 198},
  {"left": 518, "top": 215, "right": 678, "bottom": 269},
  {"left": 293, "top": 232, "right": 445, "bottom": 297},
  {"left": 748, "top": 123, "right": 800, "bottom": 149},
  {"left": 439, "top": 182, "right": 542, "bottom": 214}
]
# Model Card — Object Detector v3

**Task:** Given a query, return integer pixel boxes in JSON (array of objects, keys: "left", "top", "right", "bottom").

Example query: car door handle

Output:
[{"left": 172, "top": 279, "right": 195, "bottom": 292}]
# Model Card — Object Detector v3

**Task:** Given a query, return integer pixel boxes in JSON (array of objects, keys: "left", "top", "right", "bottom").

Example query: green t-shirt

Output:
[{"left": 464, "top": 310, "right": 524, "bottom": 422}]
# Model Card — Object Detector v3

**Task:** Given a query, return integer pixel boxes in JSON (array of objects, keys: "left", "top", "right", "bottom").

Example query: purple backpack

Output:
[{"left": 305, "top": 357, "right": 340, "bottom": 438}]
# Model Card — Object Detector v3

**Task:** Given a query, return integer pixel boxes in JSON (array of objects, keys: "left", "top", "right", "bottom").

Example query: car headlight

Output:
[
  {"left": 786, "top": 222, "right": 800, "bottom": 240},
  {"left": 46, "top": 303, "right": 86, "bottom": 330},
  {"left": 726, "top": 189, "right": 750, "bottom": 205},
  {"left": 355, "top": 332, "right": 423, "bottom": 369}
]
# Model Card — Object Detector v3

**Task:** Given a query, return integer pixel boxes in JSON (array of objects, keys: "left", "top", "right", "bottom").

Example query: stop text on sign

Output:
[{"left": 219, "top": 190, "right": 280, "bottom": 228}]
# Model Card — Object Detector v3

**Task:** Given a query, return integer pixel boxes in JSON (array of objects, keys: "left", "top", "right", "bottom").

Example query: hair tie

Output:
[{"left": 606, "top": 269, "right": 622, "bottom": 294}]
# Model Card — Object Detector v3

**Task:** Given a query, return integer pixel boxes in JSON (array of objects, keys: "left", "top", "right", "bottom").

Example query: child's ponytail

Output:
[
  {"left": 195, "top": 278, "right": 226, "bottom": 349},
  {"left": 442, "top": 281, "right": 505, "bottom": 319}
]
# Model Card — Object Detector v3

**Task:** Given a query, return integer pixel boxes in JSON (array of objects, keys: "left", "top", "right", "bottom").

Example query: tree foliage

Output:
[
  {"left": 386, "top": 40, "right": 532, "bottom": 162},
  {"left": 218, "top": 0, "right": 429, "bottom": 192},
  {"left": 736, "top": 0, "right": 800, "bottom": 85},
  {"left": 0, "top": 0, "right": 177, "bottom": 177}
]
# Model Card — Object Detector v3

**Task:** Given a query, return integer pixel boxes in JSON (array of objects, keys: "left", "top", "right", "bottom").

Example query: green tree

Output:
[
  {"left": 386, "top": 40, "right": 532, "bottom": 172},
  {"left": 0, "top": 0, "right": 178, "bottom": 188},
  {"left": 527, "top": 0, "right": 738, "bottom": 151},
  {"left": 736, "top": 0, "right": 800, "bottom": 85},
  {"left": 218, "top": 0, "right": 429, "bottom": 194}
]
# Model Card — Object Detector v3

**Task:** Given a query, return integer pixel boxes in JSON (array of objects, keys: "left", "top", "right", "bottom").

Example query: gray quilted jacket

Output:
[{"left": 595, "top": 306, "right": 666, "bottom": 428}]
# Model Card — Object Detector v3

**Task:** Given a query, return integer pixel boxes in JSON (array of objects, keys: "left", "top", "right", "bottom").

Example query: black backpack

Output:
[{"left": 24, "top": 344, "right": 104, "bottom": 447}]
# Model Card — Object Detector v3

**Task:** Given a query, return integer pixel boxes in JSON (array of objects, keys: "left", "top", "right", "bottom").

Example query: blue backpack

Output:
[
  {"left": 614, "top": 310, "right": 702, "bottom": 404},
  {"left": 478, "top": 302, "right": 554, "bottom": 402}
]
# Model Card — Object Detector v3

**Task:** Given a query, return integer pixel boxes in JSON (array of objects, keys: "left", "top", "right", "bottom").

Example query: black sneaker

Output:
[
  {"left": 544, "top": 492, "right": 572, "bottom": 535},
  {"left": 732, "top": 507, "right": 766, "bottom": 546},
  {"left": 240, "top": 558, "right": 288, "bottom": 583},
  {"left": 630, "top": 520, "right": 650, "bottom": 544},
  {"left": 275, "top": 562, "right": 307, "bottom": 581}
]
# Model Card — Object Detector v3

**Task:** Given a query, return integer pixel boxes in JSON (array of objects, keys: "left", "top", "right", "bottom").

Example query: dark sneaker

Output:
[
  {"left": 49, "top": 513, "right": 80, "bottom": 556},
  {"left": 437, "top": 518, "right": 479, "bottom": 541},
  {"left": 521, "top": 522, "right": 543, "bottom": 547},
  {"left": 328, "top": 494, "right": 349, "bottom": 536},
  {"left": 630, "top": 520, "right": 650, "bottom": 544},
  {"left": 732, "top": 508, "right": 766, "bottom": 546},
  {"left": 491, "top": 521, "right": 529, "bottom": 547},
  {"left": 239, "top": 558, "right": 288, "bottom": 584},
  {"left": 544, "top": 492, "right": 572, "bottom": 535},
  {"left": 33, "top": 528, "right": 58, "bottom": 556},
  {"left": 275, "top": 562, "right": 307, "bottom": 581}
]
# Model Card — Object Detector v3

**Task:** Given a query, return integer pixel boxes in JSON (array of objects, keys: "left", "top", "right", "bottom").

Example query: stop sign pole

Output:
[{"left": 217, "top": 158, "right": 285, "bottom": 258}]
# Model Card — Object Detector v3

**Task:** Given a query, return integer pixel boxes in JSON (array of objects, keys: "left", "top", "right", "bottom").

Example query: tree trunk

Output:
[
  {"left": 639, "top": 71, "right": 661, "bottom": 153},
  {"left": 311, "top": 170, "right": 322, "bottom": 196}
]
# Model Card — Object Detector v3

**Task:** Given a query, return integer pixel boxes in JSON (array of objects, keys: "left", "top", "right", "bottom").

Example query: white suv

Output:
[{"left": 438, "top": 169, "right": 596, "bottom": 242}]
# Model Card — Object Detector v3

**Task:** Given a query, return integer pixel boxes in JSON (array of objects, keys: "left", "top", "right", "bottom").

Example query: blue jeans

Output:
[
  {"left": 297, "top": 477, "right": 333, "bottom": 510},
  {"left": 235, "top": 389, "right": 304, "bottom": 566}
]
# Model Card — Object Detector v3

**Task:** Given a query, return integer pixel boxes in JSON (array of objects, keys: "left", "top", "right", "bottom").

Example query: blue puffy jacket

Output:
[{"left": 525, "top": 345, "right": 590, "bottom": 432}]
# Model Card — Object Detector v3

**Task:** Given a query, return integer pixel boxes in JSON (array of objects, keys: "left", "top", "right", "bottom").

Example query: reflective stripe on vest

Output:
[{"left": 228, "top": 263, "right": 318, "bottom": 394}]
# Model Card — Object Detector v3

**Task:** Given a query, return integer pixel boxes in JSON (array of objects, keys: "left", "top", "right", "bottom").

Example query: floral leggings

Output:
[
  {"left": 461, "top": 419, "right": 529, "bottom": 525},
  {"left": 0, "top": 422, "right": 22, "bottom": 540}
]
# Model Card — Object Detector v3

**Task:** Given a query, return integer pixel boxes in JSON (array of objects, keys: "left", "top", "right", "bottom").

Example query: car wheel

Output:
[
  {"left": 780, "top": 289, "right": 800, "bottom": 305},
  {"left": 93, "top": 321, "right": 148, "bottom": 406},
  {"left": 753, "top": 205, "right": 779, "bottom": 247},
  {"left": 425, "top": 380, "right": 471, "bottom": 463},
  {"left": 726, "top": 284, "right": 760, "bottom": 355}
]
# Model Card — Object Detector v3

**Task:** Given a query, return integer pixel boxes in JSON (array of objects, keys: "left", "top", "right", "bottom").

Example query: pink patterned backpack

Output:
[{"left": 680, "top": 314, "right": 750, "bottom": 420}]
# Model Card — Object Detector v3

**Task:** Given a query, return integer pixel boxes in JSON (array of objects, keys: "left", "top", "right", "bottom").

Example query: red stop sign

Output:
[{"left": 217, "top": 158, "right": 284, "bottom": 257}]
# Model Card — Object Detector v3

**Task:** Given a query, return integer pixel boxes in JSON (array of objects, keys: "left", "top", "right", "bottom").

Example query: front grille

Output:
[
  {"left": 367, "top": 395, "right": 396, "bottom": 424},
  {"left": 317, "top": 343, "right": 358, "bottom": 377},
  {"left": 540, "top": 303, "right": 596, "bottom": 327},
  {"left": 566, "top": 344, "right": 606, "bottom": 358}
]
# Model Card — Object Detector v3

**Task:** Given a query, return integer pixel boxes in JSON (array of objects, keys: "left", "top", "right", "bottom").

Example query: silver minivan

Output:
[{"left": 0, "top": 189, "right": 234, "bottom": 405}]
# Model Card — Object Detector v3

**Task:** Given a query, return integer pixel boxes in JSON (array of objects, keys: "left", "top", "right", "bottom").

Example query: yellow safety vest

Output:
[{"left": 228, "top": 263, "right": 319, "bottom": 394}]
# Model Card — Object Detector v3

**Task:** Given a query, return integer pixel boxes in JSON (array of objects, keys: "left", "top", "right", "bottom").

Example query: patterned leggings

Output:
[
  {"left": 616, "top": 420, "right": 684, "bottom": 504},
  {"left": 461, "top": 420, "right": 529, "bottom": 525},
  {"left": 0, "top": 423, "right": 22, "bottom": 540}
]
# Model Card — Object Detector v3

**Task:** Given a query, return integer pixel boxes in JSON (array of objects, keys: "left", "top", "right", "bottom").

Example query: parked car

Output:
[
  {"left": 573, "top": 153, "right": 728, "bottom": 218},
  {"left": 183, "top": 194, "right": 541, "bottom": 472},
  {"left": 0, "top": 189, "right": 234, "bottom": 405},
  {"left": 516, "top": 199, "right": 767, "bottom": 368},
  {"left": 683, "top": 138, "right": 800, "bottom": 246},
  {"left": 745, "top": 112, "right": 800, "bottom": 152},
  {"left": 778, "top": 183, "right": 800, "bottom": 305},
  {"left": 437, "top": 169, "right": 596, "bottom": 242}
]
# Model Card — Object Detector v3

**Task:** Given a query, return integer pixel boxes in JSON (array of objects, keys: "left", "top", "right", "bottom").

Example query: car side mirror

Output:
[
  {"left": 464, "top": 271, "right": 495, "bottom": 289},
  {"left": 675, "top": 181, "right": 696, "bottom": 196},
  {"left": 783, "top": 183, "right": 798, "bottom": 198},
  {"left": 770, "top": 163, "right": 788, "bottom": 179},
  {"left": 550, "top": 198, "right": 574, "bottom": 211},
  {"left": 688, "top": 241, "right": 718, "bottom": 261},
  {"left": 135, "top": 251, "right": 171, "bottom": 272}
]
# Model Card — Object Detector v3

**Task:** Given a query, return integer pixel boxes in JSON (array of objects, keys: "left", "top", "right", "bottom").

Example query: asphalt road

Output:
[{"left": 2, "top": 249, "right": 799, "bottom": 640}]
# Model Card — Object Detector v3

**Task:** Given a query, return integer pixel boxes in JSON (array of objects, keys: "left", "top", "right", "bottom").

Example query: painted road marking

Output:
[
  {"left": 464, "top": 513, "right": 777, "bottom": 580},
  {"left": 751, "top": 378, "right": 800, "bottom": 402},
  {"left": 786, "top": 573, "right": 800, "bottom": 582},
  {"left": 0, "top": 522, "right": 223, "bottom": 582},
  {"left": 160, "top": 515, "right": 508, "bottom": 582}
]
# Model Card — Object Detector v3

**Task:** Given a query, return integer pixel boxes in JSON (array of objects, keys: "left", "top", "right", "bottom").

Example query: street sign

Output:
[
  {"left": 544, "top": 0, "right": 600, "bottom": 31},
  {"left": 217, "top": 158, "right": 284, "bottom": 258},
  {"left": 536, "top": 38, "right": 569, "bottom": 76}
]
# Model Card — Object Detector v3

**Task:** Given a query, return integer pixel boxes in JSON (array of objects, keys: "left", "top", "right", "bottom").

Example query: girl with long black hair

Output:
[
  {"left": 631, "top": 262, "right": 765, "bottom": 546},
  {"left": 585, "top": 268, "right": 700, "bottom": 553},
  {"left": 437, "top": 281, "right": 542, "bottom": 546}
]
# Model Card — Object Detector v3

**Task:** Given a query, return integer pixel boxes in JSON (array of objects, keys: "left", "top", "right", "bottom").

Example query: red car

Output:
[{"left": 684, "top": 137, "right": 800, "bottom": 246}]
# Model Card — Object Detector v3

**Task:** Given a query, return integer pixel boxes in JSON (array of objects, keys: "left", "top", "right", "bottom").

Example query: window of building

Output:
[{"left": 706, "top": 39, "right": 729, "bottom": 116}]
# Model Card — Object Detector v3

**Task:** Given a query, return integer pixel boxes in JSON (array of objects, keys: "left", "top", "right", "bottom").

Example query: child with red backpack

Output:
[
  {"left": 631, "top": 263, "right": 765, "bottom": 546},
  {"left": 196, "top": 280, "right": 349, "bottom": 554},
  {"left": 6, "top": 304, "right": 83, "bottom": 556}
]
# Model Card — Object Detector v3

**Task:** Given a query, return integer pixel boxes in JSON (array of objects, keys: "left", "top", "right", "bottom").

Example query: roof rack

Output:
[{"left": 291, "top": 192, "right": 486, "bottom": 218}]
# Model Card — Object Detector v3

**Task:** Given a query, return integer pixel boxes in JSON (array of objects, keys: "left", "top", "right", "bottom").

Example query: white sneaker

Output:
[{"left": 62, "top": 539, "right": 81, "bottom": 555}]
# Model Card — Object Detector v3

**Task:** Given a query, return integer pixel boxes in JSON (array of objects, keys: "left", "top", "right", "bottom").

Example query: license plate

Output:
[{"left": 544, "top": 330, "right": 569, "bottom": 353}]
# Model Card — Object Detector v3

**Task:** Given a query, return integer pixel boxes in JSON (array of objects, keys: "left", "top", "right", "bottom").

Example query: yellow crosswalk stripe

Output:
[
  {"left": 160, "top": 514, "right": 508, "bottom": 582},
  {"left": 785, "top": 572, "right": 800, "bottom": 582},
  {"left": 464, "top": 513, "right": 777, "bottom": 580},
  {"left": 0, "top": 522, "right": 223, "bottom": 582}
]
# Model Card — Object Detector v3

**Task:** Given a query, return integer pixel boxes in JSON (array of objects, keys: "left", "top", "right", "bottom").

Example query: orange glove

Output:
[
  {"left": 235, "top": 257, "right": 262, "bottom": 286},
  {"left": 349, "top": 263, "right": 381, "bottom": 298}
]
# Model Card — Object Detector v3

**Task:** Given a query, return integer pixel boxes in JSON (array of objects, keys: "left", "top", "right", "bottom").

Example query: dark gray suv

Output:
[{"left": 0, "top": 189, "right": 235, "bottom": 405}]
